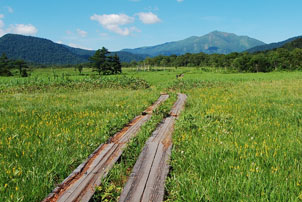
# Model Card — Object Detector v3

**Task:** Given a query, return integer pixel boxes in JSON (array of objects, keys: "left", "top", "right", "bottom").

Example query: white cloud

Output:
[
  {"left": 0, "top": 14, "right": 4, "bottom": 28},
  {"left": 68, "top": 43, "right": 92, "bottom": 50},
  {"left": 8, "top": 24, "right": 38, "bottom": 35},
  {"left": 136, "top": 12, "right": 161, "bottom": 24},
  {"left": 7, "top": 6, "right": 13, "bottom": 13},
  {"left": 77, "top": 29, "right": 87, "bottom": 37},
  {"left": 0, "top": 15, "right": 5, "bottom": 36},
  {"left": 90, "top": 14, "right": 135, "bottom": 36},
  {"left": 56, "top": 40, "right": 63, "bottom": 44},
  {"left": 100, "top": 32, "right": 108, "bottom": 37},
  {"left": 66, "top": 30, "right": 72, "bottom": 35},
  {"left": 0, "top": 15, "right": 38, "bottom": 37}
]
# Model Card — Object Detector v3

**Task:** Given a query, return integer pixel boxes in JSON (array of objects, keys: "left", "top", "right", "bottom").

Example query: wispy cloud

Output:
[
  {"left": 90, "top": 13, "right": 137, "bottom": 36},
  {"left": 0, "top": 15, "right": 38, "bottom": 36},
  {"left": 136, "top": 12, "right": 161, "bottom": 24},
  {"left": 8, "top": 24, "right": 38, "bottom": 35},
  {"left": 6, "top": 6, "right": 13, "bottom": 13},
  {"left": 77, "top": 29, "right": 87, "bottom": 37},
  {"left": 68, "top": 43, "right": 92, "bottom": 50},
  {"left": 0, "top": 14, "right": 5, "bottom": 36}
]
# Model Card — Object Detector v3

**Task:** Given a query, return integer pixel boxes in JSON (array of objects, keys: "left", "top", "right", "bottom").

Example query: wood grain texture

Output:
[
  {"left": 119, "top": 94, "right": 187, "bottom": 202},
  {"left": 42, "top": 94, "right": 169, "bottom": 202}
]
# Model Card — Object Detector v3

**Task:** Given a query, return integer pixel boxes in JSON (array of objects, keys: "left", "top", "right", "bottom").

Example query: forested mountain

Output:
[
  {"left": 282, "top": 38, "right": 302, "bottom": 50},
  {"left": 246, "top": 36, "right": 302, "bottom": 53},
  {"left": 122, "top": 31, "right": 266, "bottom": 56},
  {"left": 63, "top": 45, "right": 147, "bottom": 62},
  {"left": 0, "top": 34, "right": 146, "bottom": 65},
  {"left": 0, "top": 34, "right": 87, "bottom": 65},
  {"left": 130, "top": 37, "right": 302, "bottom": 73}
]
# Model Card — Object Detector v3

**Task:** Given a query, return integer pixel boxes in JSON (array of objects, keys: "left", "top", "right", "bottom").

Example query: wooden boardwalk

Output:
[
  {"left": 42, "top": 94, "right": 169, "bottom": 202},
  {"left": 119, "top": 93, "right": 187, "bottom": 202}
]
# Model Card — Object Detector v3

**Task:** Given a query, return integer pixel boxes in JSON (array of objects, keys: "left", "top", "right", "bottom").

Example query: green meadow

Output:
[{"left": 1, "top": 67, "right": 302, "bottom": 201}]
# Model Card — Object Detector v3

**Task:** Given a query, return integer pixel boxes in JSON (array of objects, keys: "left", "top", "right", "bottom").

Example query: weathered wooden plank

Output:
[
  {"left": 142, "top": 141, "right": 172, "bottom": 202},
  {"left": 170, "top": 93, "right": 187, "bottom": 117},
  {"left": 42, "top": 94, "right": 169, "bottom": 202},
  {"left": 119, "top": 142, "right": 159, "bottom": 202},
  {"left": 119, "top": 94, "right": 187, "bottom": 202},
  {"left": 57, "top": 143, "right": 115, "bottom": 201}
]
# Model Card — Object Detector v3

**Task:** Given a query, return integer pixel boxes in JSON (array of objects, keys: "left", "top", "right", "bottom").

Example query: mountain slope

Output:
[
  {"left": 0, "top": 34, "right": 88, "bottom": 65},
  {"left": 246, "top": 36, "right": 302, "bottom": 53},
  {"left": 281, "top": 37, "right": 302, "bottom": 50},
  {"left": 0, "top": 34, "right": 146, "bottom": 65},
  {"left": 122, "top": 31, "right": 266, "bottom": 56},
  {"left": 63, "top": 45, "right": 147, "bottom": 62}
]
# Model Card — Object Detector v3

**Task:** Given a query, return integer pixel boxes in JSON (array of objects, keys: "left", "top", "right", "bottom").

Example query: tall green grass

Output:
[
  {"left": 166, "top": 79, "right": 302, "bottom": 201},
  {"left": 1, "top": 67, "right": 302, "bottom": 201},
  {"left": 0, "top": 88, "right": 158, "bottom": 201}
]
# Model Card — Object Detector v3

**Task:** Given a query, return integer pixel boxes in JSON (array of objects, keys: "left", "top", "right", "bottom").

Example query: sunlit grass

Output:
[
  {"left": 0, "top": 88, "right": 158, "bottom": 201},
  {"left": 1, "top": 67, "right": 302, "bottom": 201},
  {"left": 166, "top": 79, "right": 302, "bottom": 201}
]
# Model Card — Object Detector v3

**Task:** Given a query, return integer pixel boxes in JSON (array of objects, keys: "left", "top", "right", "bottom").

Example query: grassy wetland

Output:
[{"left": 1, "top": 67, "right": 302, "bottom": 201}]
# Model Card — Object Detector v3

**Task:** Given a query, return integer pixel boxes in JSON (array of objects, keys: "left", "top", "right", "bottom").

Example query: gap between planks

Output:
[
  {"left": 42, "top": 94, "right": 169, "bottom": 202},
  {"left": 119, "top": 93, "right": 187, "bottom": 202}
]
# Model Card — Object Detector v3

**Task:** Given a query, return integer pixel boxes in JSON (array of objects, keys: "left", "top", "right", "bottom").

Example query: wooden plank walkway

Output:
[
  {"left": 42, "top": 94, "right": 169, "bottom": 202},
  {"left": 119, "top": 93, "right": 187, "bottom": 202}
]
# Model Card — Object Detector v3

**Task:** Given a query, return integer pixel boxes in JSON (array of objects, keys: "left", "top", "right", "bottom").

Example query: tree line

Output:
[
  {"left": 73, "top": 47, "right": 122, "bottom": 75},
  {"left": 0, "top": 53, "right": 30, "bottom": 77},
  {"left": 0, "top": 47, "right": 122, "bottom": 77},
  {"left": 125, "top": 47, "right": 302, "bottom": 72},
  {"left": 89, "top": 47, "right": 122, "bottom": 75}
]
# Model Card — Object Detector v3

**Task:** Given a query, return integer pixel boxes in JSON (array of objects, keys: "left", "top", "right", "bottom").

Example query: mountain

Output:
[
  {"left": 63, "top": 45, "right": 147, "bottom": 63},
  {"left": 0, "top": 34, "right": 146, "bottom": 65},
  {"left": 281, "top": 37, "right": 302, "bottom": 50},
  {"left": 246, "top": 36, "right": 302, "bottom": 53},
  {"left": 122, "top": 31, "right": 266, "bottom": 56}
]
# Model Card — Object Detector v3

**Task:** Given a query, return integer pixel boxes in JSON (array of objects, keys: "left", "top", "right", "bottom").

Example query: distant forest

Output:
[{"left": 125, "top": 38, "right": 302, "bottom": 73}]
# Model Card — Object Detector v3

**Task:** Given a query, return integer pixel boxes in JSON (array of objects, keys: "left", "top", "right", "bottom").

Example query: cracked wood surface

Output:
[
  {"left": 119, "top": 93, "right": 187, "bottom": 202},
  {"left": 42, "top": 94, "right": 169, "bottom": 202}
]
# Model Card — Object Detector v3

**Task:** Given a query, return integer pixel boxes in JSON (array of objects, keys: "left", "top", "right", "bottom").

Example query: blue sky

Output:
[{"left": 0, "top": 0, "right": 301, "bottom": 51}]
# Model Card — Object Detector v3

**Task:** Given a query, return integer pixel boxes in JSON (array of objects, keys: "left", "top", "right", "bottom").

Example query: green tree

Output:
[
  {"left": 290, "top": 48, "right": 302, "bottom": 70},
  {"left": 249, "top": 53, "right": 270, "bottom": 72},
  {"left": 90, "top": 47, "right": 122, "bottom": 75},
  {"left": 231, "top": 53, "right": 252, "bottom": 72},
  {"left": 0, "top": 53, "right": 13, "bottom": 76},
  {"left": 90, "top": 47, "right": 109, "bottom": 75},
  {"left": 77, "top": 64, "right": 84, "bottom": 75},
  {"left": 14, "top": 60, "right": 29, "bottom": 77},
  {"left": 111, "top": 54, "right": 122, "bottom": 74}
]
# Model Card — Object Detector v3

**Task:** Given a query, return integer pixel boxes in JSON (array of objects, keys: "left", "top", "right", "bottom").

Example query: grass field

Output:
[{"left": 1, "top": 67, "right": 302, "bottom": 201}]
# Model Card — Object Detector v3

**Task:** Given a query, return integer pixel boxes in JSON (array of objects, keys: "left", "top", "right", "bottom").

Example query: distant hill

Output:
[
  {"left": 281, "top": 37, "right": 302, "bottom": 50},
  {"left": 122, "top": 31, "right": 266, "bottom": 56},
  {"left": 246, "top": 36, "right": 302, "bottom": 53},
  {"left": 0, "top": 34, "right": 146, "bottom": 65}
]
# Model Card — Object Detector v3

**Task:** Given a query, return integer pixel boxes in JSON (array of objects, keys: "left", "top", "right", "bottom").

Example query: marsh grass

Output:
[
  {"left": 0, "top": 87, "right": 158, "bottom": 201},
  {"left": 91, "top": 94, "right": 176, "bottom": 201},
  {"left": 1, "top": 67, "right": 302, "bottom": 201},
  {"left": 166, "top": 79, "right": 302, "bottom": 201}
]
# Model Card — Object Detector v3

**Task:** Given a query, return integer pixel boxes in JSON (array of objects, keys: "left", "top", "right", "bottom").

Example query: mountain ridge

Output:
[
  {"left": 246, "top": 36, "right": 302, "bottom": 53},
  {"left": 0, "top": 34, "right": 146, "bottom": 65},
  {"left": 122, "top": 31, "right": 266, "bottom": 56}
]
